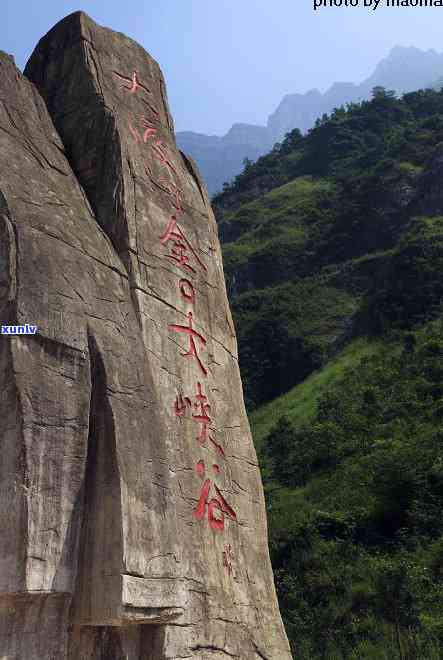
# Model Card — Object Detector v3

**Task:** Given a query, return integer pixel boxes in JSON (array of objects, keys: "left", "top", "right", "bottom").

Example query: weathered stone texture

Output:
[{"left": 0, "top": 12, "right": 292, "bottom": 659}]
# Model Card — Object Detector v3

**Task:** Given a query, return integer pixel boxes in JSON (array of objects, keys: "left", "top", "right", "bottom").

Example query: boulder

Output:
[{"left": 0, "top": 12, "right": 292, "bottom": 659}]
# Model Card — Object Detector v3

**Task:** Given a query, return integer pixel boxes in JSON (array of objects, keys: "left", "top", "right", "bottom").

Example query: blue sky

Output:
[{"left": 2, "top": 1, "right": 443, "bottom": 135}]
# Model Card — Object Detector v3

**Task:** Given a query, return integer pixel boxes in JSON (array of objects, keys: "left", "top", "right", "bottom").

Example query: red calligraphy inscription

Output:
[
  {"left": 128, "top": 113, "right": 159, "bottom": 144},
  {"left": 193, "top": 461, "right": 237, "bottom": 532},
  {"left": 172, "top": 382, "right": 225, "bottom": 457},
  {"left": 128, "top": 116, "right": 141, "bottom": 143},
  {"left": 160, "top": 216, "right": 207, "bottom": 275},
  {"left": 152, "top": 140, "right": 177, "bottom": 177},
  {"left": 179, "top": 279, "right": 195, "bottom": 304},
  {"left": 113, "top": 69, "right": 151, "bottom": 96},
  {"left": 169, "top": 312, "right": 207, "bottom": 377},
  {"left": 158, "top": 177, "right": 185, "bottom": 215},
  {"left": 140, "top": 115, "right": 158, "bottom": 142},
  {"left": 192, "top": 382, "right": 211, "bottom": 442},
  {"left": 174, "top": 393, "right": 191, "bottom": 417}
]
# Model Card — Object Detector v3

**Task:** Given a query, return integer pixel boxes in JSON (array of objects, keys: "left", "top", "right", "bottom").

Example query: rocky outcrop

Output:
[{"left": 0, "top": 12, "right": 291, "bottom": 660}]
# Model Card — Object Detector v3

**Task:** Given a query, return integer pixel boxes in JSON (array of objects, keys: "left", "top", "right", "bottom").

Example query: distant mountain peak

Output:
[{"left": 177, "top": 45, "right": 443, "bottom": 196}]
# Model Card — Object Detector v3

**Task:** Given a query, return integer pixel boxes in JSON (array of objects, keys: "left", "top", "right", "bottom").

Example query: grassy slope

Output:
[
  {"left": 217, "top": 91, "right": 443, "bottom": 409},
  {"left": 249, "top": 338, "right": 381, "bottom": 448},
  {"left": 255, "top": 323, "right": 443, "bottom": 658},
  {"left": 222, "top": 176, "right": 337, "bottom": 295}
]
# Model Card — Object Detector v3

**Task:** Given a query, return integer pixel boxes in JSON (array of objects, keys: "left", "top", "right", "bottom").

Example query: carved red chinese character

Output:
[
  {"left": 179, "top": 278, "right": 195, "bottom": 304},
  {"left": 169, "top": 311, "right": 207, "bottom": 376},
  {"left": 113, "top": 69, "right": 151, "bottom": 95},
  {"left": 158, "top": 177, "right": 185, "bottom": 216},
  {"left": 172, "top": 382, "right": 225, "bottom": 457},
  {"left": 140, "top": 114, "right": 158, "bottom": 142},
  {"left": 193, "top": 461, "right": 237, "bottom": 532},
  {"left": 128, "top": 113, "right": 159, "bottom": 144},
  {"left": 128, "top": 116, "right": 141, "bottom": 143},
  {"left": 192, "top": 383, "right": 225, "bottom": 455},
  {"left": 174, "top": 393, "right": 191, "bottom": 417},
  {"left": 192, "top": 382, "right": 211, "bottom": 442},
  {"left": 152, "top": 140, "right": 177, "bottom": 177},
  {"left": 160, "top": 216, "right": 207, "bottom": 274}
]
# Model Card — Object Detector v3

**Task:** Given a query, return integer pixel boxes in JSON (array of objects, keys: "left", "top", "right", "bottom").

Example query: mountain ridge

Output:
[
  {"left": 211, "top": 82, "right": 443, "bottom": 657},
  {"left": 177, "top": 45, "right": 443, "bottom": 195}
]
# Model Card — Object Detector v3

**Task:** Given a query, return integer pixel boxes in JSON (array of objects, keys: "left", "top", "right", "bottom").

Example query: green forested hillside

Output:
[{"left": 213, "top": 87, "right": 443, "bottom": 658}]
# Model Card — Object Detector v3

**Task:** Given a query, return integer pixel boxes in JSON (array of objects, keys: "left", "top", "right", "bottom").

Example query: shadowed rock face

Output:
[{"left": 0, "top": 12, "right": 292, "bottom": 660}]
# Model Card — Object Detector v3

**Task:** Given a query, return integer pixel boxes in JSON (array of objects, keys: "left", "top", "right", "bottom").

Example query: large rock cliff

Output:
[{"left": 0, "top": 12, "right": 291, "bottom": 660}]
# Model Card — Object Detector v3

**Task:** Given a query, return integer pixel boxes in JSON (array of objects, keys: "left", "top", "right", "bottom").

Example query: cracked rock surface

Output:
[{"left": 0, "top": 12, "right": 292, "bottom": 659}]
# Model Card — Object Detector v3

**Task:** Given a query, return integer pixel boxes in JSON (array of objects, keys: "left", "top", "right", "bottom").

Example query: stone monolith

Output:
[{"left": 0, "top": 12, "right": 292, "bottom": 659}]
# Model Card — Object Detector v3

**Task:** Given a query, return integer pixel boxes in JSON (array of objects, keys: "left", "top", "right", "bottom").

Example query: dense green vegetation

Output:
[
  {"left": 260, "top": 326, "right": 443, "bottom": 658},
  {"left": 250, "top": 338, "right": 381, "bottom": 448},
  {"left": 213, "top": 87, "right": 443, "bottom": 657},
  {"left": 215, "top": 86, "right": 443, "bottom": 411}
]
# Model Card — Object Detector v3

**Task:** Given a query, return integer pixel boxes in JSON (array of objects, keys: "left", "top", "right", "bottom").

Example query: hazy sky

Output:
[{"left": 2, "top": 1, "right": 443, "bottom": 135}]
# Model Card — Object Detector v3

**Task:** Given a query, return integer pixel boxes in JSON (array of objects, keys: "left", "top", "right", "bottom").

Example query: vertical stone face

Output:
[
  {"left": 0, "top": 12, "right": 292, "bottom": 659},
  {"left": 0, "top": 47, "right": 164, "bottom": 658}
]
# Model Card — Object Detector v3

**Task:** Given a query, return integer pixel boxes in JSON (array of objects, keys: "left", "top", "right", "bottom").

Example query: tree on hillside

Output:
[{"left": 372, "top": 85, "right": 397, "bottom": 99}]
